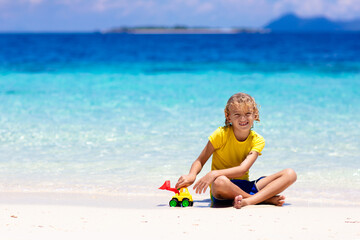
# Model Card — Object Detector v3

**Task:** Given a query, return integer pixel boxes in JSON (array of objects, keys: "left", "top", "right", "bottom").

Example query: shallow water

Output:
[{"left": 0, "top": 33, "right": 359, "bottom": 204}]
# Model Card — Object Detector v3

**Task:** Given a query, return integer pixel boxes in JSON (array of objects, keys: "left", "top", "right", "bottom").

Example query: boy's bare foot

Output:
[
  {"left": 234, "top": 195, "right": 285, "bottom": 208},
  {"left": 233, "top": 195, "right": 248, "bottom": 209},
  {"left": 263, "top": 195, "right": 286, "bottom": 206}
]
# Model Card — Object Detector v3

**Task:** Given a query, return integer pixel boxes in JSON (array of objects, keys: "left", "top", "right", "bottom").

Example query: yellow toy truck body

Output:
[
  {"left": 169, "top": 187, "right": 193, "bottom": 207},
  {"left": 159, "top": 180, "right": 194, "bottom": 207}
]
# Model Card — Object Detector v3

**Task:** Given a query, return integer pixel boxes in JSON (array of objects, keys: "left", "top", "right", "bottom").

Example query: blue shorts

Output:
[{"left": 211, "top": 176, "right": 265, "bottom": 207}]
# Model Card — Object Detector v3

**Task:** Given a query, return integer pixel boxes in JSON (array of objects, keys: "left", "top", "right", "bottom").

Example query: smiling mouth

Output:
[{"left": 239, "top": 122, "right": 249, "bottom": 126}]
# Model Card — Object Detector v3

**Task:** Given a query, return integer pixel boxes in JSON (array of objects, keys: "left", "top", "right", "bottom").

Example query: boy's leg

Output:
[
  {"left": 211, "top": 176, "right": 252, "bottom": 200},
  {"left": 234, "top": 168, "right": 297, "bottom": 208}
]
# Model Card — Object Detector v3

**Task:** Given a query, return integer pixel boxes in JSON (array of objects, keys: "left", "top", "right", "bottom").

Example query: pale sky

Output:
[{"left": 0, "top": 0, "right": 360, "bottom": 32}]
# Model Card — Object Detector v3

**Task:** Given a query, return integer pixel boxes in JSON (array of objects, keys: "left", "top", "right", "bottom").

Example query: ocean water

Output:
[{"left": 0, "top": 33, "right": 359, "bottom": 204}]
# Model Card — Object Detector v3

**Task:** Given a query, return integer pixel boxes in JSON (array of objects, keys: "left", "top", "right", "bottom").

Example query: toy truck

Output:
[{"left": 159, "top": 180, "right": 193, "bottom": 207}]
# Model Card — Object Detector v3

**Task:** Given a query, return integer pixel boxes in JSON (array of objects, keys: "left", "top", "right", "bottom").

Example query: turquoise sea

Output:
[{"left": 0, "top": 33, "right": 359, "bottom": 204}]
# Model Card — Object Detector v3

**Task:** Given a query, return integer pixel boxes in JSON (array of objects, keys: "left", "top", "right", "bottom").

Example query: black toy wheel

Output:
[
  {"left": 181, "top": 198, "right": 190, "bottom": 207},
  {"left": 169, "top": 198, "right": 178, "bottom": 207}
]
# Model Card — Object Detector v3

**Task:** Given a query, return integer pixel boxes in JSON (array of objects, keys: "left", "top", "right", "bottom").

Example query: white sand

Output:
[{"left": 0, "top": 192, "right": 359, "bottom": 240}]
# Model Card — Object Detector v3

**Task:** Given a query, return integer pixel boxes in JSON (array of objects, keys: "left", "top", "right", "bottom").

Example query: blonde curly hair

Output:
[{"left": 224, "top": 93, "right": 260, "bottom": 127}]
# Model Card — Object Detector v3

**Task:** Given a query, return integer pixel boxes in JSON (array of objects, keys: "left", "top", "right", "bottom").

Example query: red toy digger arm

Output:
[{"left": 159, "top": 180, "right": 180, "bottom": 194}]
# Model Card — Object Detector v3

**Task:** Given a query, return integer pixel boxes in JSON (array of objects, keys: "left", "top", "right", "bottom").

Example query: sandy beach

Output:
[{"left": 0, "top": 192, "right": 359, "bottom": 240}]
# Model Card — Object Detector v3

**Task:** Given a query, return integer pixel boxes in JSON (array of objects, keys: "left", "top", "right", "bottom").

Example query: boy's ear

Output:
[{"left": 224, "top": 110, "right": 231, "bottom": 122}]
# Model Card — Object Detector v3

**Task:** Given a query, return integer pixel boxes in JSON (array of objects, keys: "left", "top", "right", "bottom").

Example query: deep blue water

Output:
[
  {"left": 1, "top": 33, "right": 360, "bottom": 72},
  {"left": 0, "top": 33, "right": 359, "bottom": 203}
]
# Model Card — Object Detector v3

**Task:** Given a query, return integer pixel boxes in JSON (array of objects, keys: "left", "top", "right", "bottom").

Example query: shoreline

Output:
[
  {"left": 1, "top": 190, "right": 359, "bottom": 209},
  {"left": 0, "top": 192, "right": 359, "bottom": 240}
]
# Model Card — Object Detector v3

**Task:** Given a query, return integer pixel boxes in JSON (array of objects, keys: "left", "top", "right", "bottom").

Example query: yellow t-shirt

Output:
[{"left": 208, "top": 126, "right": 265, "bottom": 181}]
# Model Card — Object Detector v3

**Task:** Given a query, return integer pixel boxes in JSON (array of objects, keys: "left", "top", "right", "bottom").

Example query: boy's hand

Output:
[
  {"left": 175, "top": 174, "right": 196, "bottom": 189},
  {"left": 193, "top": 171, "right": 218, "bottom": 194}
]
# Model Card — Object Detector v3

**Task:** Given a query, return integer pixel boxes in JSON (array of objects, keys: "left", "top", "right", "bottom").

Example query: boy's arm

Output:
[
  {"left": 193, "top": 151, "right": 259, "bottom": 194},
  {"left": 212, "top": 151, "right": 259, "bottom": 179},
  {"left": 175, "top": 141, "right": 214, "bottom": 189}
]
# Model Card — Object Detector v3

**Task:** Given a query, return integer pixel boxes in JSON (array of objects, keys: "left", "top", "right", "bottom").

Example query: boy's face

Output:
[{"left": 227, "top": 104, "right": 255, "bottom": 131}]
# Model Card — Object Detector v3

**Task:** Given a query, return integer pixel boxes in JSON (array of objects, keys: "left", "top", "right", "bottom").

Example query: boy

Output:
[{"left": 175, "top": 93, "right": 297, "bottom": 208}]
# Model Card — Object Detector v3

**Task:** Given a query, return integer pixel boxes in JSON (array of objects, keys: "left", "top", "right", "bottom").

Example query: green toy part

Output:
[
  {"left": 169, "top": 198, "right": 178, "bottom": 207},
  {"left": 181, "top": 198, "right": 190, "bottom": 207}
]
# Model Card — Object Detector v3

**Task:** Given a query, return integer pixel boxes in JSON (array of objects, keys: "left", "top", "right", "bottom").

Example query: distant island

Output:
[
  {"left": 264, "top": 13, "right": 360, "bottom": 32},
  {"left": 103, "top": 25, "right": 269, "bottom": 34},
  {"left": 103, "top": 14, "right": 360, "bottom": 34}
]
